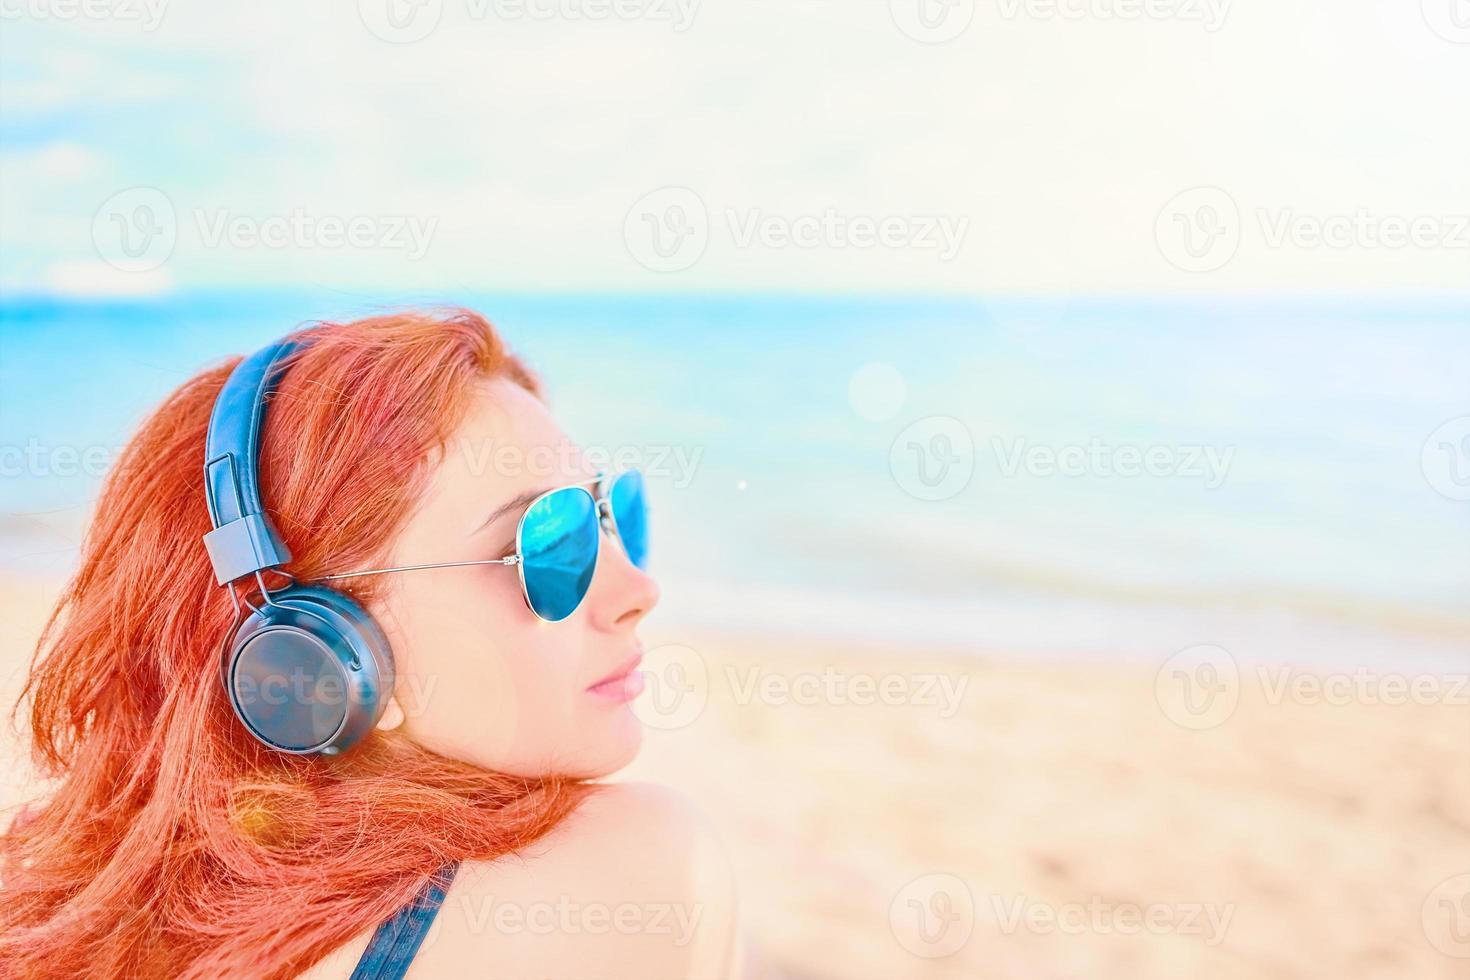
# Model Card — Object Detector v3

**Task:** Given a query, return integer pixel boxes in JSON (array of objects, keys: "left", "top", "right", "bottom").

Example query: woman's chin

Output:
[{"left": 572, "top": 708, "right": 644, "bottom": 779}]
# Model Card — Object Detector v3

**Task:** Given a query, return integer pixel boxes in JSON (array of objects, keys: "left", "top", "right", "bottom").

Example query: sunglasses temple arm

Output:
[{"left": 318, "top": 555, "right": 522, "bottom": 582}]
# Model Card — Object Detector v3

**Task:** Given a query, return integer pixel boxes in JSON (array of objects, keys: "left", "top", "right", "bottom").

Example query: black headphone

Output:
[{"left": 201, "top": 335, "right": 394, "bottom": 755}]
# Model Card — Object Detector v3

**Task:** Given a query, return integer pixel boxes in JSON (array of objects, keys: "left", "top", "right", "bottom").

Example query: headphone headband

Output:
[{"left": 201, "top": 337, "right": 310, "bottom": 585}]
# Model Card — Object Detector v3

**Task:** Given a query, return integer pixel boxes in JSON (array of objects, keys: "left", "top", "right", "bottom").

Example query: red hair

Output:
[{"left": 0, "top": 311, "right": 592, "bottom": 978}]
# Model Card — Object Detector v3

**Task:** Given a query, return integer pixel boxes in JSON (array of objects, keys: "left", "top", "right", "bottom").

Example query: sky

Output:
[{"left": 0, "top": 0, "right": 1467, "bottom": 296}]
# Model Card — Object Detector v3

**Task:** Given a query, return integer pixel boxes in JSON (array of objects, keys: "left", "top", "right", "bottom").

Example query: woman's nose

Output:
[{"left": 588, "top": 523, "right": 660, "bottom": 632}]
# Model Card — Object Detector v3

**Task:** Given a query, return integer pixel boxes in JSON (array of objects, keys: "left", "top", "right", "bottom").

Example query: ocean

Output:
[{"left": 2, "top": 290, "right": 1467, "bottom": 670}]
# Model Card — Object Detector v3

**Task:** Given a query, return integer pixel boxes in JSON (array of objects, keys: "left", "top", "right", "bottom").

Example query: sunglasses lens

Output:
[
  {"left": 610, "top": 470, "right": 649, "bottom": 570},
  {"left": 519, "top": 486, "right": 599, "bottom": 622}
]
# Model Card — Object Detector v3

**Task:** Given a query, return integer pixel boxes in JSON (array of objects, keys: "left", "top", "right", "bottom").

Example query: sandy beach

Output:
[{"left": 3, "top": 572, "right": 1467, "bottom": 979}]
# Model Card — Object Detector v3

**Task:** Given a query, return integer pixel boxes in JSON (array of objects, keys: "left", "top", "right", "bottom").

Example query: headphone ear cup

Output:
[{"left": 222, "top": 585, "right": 394, "bottom": 755}]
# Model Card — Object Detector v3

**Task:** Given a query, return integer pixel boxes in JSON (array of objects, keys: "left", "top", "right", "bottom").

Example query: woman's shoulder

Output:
[
  {"left": 413, "top": 780, "right": 742, "bottom": 979},
  {"left": 299, "top": 782, "right": 740, "bottom": 980}
]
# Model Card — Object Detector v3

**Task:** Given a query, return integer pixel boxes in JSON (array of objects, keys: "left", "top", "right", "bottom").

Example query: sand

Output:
[{"left": 3, "top": 574, "right": 1467, "bottom": 979}]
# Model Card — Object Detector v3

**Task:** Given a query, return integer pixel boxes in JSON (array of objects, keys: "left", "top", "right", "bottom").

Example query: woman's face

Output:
[{"left": 365, "top": 377, "right": 660, "bottom": 778}]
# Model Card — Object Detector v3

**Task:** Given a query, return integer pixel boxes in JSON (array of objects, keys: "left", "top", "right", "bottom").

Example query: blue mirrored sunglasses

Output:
[{"left": 320, "top": 468, "right": 649, "bottom": 623}]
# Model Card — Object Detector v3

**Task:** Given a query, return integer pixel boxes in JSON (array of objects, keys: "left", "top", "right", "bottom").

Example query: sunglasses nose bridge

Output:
[
  {"left": 597, "top": 509, "right": 627, "bottom": 556},
  {"left": 593, "top": 492, "right": 617, "bottom": 529}
]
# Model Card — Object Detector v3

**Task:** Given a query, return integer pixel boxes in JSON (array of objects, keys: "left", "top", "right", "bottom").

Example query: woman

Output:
[{"left": 0, "top": 311, "right": 741, "bottom": 978}]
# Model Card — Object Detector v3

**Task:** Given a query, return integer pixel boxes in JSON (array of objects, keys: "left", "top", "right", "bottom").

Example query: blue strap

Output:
[{"left": 348, "top": 863, "right": 460, "bottom": 980}]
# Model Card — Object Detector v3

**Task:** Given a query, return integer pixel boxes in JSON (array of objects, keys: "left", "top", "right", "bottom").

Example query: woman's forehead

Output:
[
  {"left": 448, "top": 378, "right": 588, "bottom": 479},
  {"left": 407, "top": 380, "right": 590, "bottom": 538}
]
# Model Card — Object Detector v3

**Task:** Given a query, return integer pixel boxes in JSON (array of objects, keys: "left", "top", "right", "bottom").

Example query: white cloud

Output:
[
  {"left": 39, "top": 259, "right": 175, "bottom": 297},
  {"left": 1, "top": 141, "right": 104, "bottom": 181},
  {"left": 1, "top": 1, "right": 1466, "bottom": 292}
]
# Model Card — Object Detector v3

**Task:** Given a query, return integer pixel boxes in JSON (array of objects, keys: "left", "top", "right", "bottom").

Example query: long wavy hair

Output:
[{"left": 0, "top": 311, "right": 593, "bottom": 978}]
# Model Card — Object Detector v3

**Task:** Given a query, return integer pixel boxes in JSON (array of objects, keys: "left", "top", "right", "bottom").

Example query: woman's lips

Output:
[{"left": 587, "top": 653, "right": 645, "bottom": 703}]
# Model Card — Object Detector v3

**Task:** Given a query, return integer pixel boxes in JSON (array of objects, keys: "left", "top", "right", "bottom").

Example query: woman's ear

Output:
[{"left": 375, "top": 695, "right": 406, "bottom": 732}]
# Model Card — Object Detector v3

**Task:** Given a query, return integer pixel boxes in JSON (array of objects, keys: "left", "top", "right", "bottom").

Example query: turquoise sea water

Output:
[{"left": 2, "top": 291, "right": 1466, "bottom": 668}]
